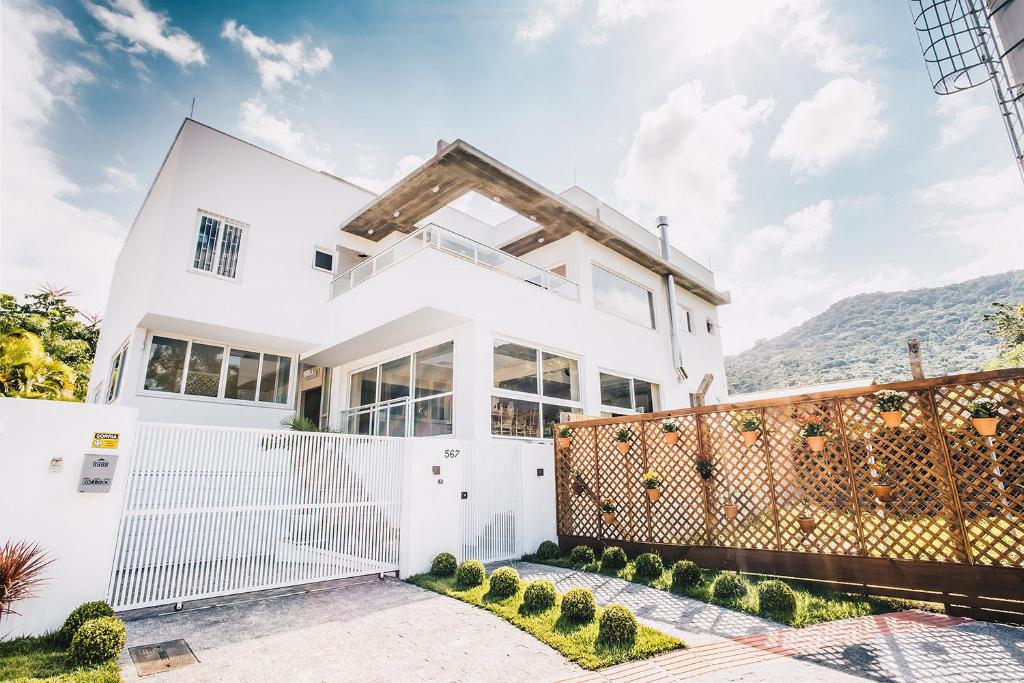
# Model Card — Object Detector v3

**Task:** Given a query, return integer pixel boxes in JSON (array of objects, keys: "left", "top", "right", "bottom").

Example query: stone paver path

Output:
[{"left": 119, "top": 576, "right": 581, "bottom": 682}]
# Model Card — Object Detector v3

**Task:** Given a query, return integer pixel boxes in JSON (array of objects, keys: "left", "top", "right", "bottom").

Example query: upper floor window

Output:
[
  {"left": 313, "top": 248, "right": 335, "bottom": 273},
  {"left": 599, "top": 372, "right": 659, "bottom": 416},
  {"left": 706, "top": 318, "right": 716, "bottom": 335},
  {"left": 592, "top": 264, "right": 655, "bottom": 329},
  {"left": 192, "top": 212, "right": 245, "bottom": 279},
  {"left": 678, "top": 305, "right": 694, "bottom": 334},
  {"left": 491, "top": 340, "right": 582, "bottom": 438},
  {"left": 106, "top": 341, "right": 129, "bottom": 403}
]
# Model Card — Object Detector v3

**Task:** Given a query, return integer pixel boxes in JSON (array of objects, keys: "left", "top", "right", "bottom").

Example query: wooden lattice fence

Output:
[{"left": 554, "top": 369, "right": 1024, "bottom": 622}]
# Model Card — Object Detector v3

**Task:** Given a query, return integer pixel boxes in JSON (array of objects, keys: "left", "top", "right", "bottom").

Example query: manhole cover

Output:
[{"left": 128, "top": 639, "right": 198, "bottom": 676}]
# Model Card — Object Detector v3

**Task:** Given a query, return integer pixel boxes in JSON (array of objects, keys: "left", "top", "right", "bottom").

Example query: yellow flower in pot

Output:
[
  {"left": 643, "top": 470, "right": 662, "bottom": 502},
  {"left": 874, "top": 390, "right": 908, "bottom": 428},
  {"left": 613, "top": 428, "right": 632, "bottom": 454},
  {"left": 600, "top": 498, "right": 618, "bottom": 524},
  {"left": 967, "top": 398, "right": 1000, "bottom": 436},
  {"left": 734, "top": 411, "right": 761, "bottom": 446},
  {"left": 662, "top": 420, "right": 679, "bottom": 446},
  {"left": 799, "top": 414, "right": 827, "bottom": 452},
  {"left": 557, "top": 426, "right": 572, "bottom": 450},
  {"left": 870, "top": 461, "right": 893, "bottom": 503}
]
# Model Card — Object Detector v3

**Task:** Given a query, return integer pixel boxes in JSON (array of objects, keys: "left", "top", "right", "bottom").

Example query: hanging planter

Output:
[
  {"left": 556, "top": 426, "right": 572, "bottom": 450},
  {"left": 724, "top": 503, "right": 739, "bottom": 521},
  {"left": 614, "top": 428, "right": 633, "bottom": 454},
  {"left": 643, "top": 470, "right": 662, "bottom": 502},
  {"left": 798, "top": 516, "right": 817, "bottom": 534},
  {"left": 870, "top": 461, "right": 894, "bottom": 503},
  {"left": 571, "top": 469, "right": 585, "bottom": 496},
  {"left": 662, "top": 421, "right": 679, "bottom": 446},
  {"left": 871, "top": 484, "right": 894, "bottom": 503},
  {"left": 968, "top": 398, "right": 1001, "bottom": 436},
  {"left": 799, "top": 415, "right": 827, "bottom": 452},
  {"left": 694, "top": 457, "right": 713, "bottom": 481},
  {"left": 735, "top": 411, "right": 762, "bottom": 446},
  {"left": 600, "top": 498, "right": 618, "bottom": 524},
  {"left": 874, "top": 390, "right": 908, "bottom": 428}
]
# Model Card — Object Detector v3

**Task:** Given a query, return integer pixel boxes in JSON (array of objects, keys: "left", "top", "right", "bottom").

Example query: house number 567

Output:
[{"left": 444, "top": 449, "right": 461, "bottom": 459}]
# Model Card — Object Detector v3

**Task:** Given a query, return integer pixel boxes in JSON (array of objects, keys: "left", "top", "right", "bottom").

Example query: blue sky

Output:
[{"left": 2, "top": 0, "right": 1022, "bottom": 354}]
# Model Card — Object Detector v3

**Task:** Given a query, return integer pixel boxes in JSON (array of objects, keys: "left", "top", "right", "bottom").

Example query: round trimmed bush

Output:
[
  {"left": 671, "top": 560, "right": 702, "bottom": 591},
  {"left": 712, "top": 571, "right": 749, "bottom": 601},
  {"left": 758, "top": 580, "right": 797, "bottom": 616},
  {"left": 68, "top": 616, "right": 126, "bottom": 665},
  {"left": 431, "top": 552, "right": 457, "bottom": 577},
  {"left": 488, "top": 566, "right": 521, "bottom": 599},
  {"left": 634, "top": 553, "right": 664, "bottom": 579},
  {"left": 522, "top": 580, "right": 557, "bottom": 613},
  {"left": 601, "top": 546, "right": 627, "bottom": 571},
  {"left": 456, "top": 560, "right": 486, "bottom": 587},
  {"left": 58, "top": 600, "right": 115, "bottom": 646},
  {"left": 536, "top": 540, "right": 561, "bottom": 560},
  {"left": 598, "top": 604, "right": 638, "bottom": 647},
  {"left": 560, "top": 587, "right": 596, "bottom": 623},
  {"left": 570, "top": 544, "right": 595, "bottom": 565}
]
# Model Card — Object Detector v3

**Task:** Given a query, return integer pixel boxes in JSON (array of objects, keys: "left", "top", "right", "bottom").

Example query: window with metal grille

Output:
[{"left": 192, "top": 212, "right": 245, "bottom": 278}]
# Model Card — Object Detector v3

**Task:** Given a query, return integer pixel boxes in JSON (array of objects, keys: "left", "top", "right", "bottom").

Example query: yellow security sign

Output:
[{"left": 92, "top": 432, "right": 120, "bottom": 449}]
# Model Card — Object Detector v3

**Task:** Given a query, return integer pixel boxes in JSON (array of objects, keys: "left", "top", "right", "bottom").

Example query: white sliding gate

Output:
[
  {"left": 460, "top": 441, "right": 524, "bottom": 563},
  {"left": 108, "top": 423, "right": 403, "bottom": 610}
]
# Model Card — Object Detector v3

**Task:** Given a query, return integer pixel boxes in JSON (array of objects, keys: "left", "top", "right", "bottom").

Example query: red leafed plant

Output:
[{"left": 0, "top": 540, "right": 55, "bottom": 624}]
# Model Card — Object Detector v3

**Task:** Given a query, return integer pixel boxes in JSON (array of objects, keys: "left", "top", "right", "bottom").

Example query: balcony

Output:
[{"left": 330, "top": 224, "right": 579, "bottom": 301}]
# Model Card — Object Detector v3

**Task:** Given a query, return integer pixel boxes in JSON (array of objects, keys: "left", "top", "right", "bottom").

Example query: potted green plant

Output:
[
  {"left": 799, "top": 414, "right": 827, "bottom": 452},
  {"left": 557, "top": 426, "right": 572, "bottom": 450},
  {"left": 643, "top": 470, "right": 662, "bottom": 502},
  {"left": 797, "top": 498, "right": 816, "bottom": 534},
  {"left": 571, "top": 468, "right": 585, "bottom": 496},
  {"left": 874, "top": 390, "right": 908, "bottom": 428},
  {"left": 662, "top": 420, "right": 679, "bottom": 446},
  {"left": 694, "top": 457, "right": 713, "bottom": 481},
  {"left": 723, "top": 489, "right": 739, "bottom": 521},
  {"left": 735, "top": 411, "right": 762, "bottom": 446},
  {"left": 600, "top": 498, "right": 618, "bottom": 524},
  {"left": 871, "top": 461, "right": 893, "bottom": 503},
  {"left": 968, "top": 398, "right": 1000, "bottom": 436},
  {"left": 614, "top": 428, "right": 632, "bottom": 454}
]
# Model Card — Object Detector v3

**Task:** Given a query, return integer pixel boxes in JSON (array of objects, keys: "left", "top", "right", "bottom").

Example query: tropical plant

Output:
[
  {"left": 734, "top": 411, "right": 761, "bottom": 432},
  {"left": 599, "top": 498, "right": 618, "bottom": 513},
  {"left": 661, "top": 420, "right": 678, "bottom": 433},
  {"left": 694, "top": 457, "right": 713, "bottom": 480},
  {"left": 613, "top": 428, "right": 632, "bottom": 443},
  {"left": 874, "top": 390, "right": 907, "bottom": 413},
  {"left": 0, "top": 541, "right": 54, "bottom": 625},
  {"left": 967, "top": 398, "right": 1000, "bottom": 418},
  {"left": 557, "top": 426, "right": 572, "bottom": 438},
  {"left": 0, "top": 328, "right": 76, "bottom": 400},
  {"left": 642, "top": 470, "right": 661, "bottom": 490},
  {"left": 798, "top": 414, "right": 827, "bottom": 437},
  {"left": 280, "top": 414, "right": 338, "bottom": 432}
]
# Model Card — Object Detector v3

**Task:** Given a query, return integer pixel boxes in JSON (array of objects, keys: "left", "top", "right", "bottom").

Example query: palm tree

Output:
[{"left": 0, "top": 328, "right": 76, "bottom": 399}]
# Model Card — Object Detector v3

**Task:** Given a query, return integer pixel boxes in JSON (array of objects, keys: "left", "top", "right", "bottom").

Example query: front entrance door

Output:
[{"left": 302, "top": 386, "right": 322, "bottom": 425}]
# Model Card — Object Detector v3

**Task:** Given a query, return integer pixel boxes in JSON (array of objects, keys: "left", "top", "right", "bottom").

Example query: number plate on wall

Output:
[{"left": 79, "top": 454, "right": 118, "bottom": 493}]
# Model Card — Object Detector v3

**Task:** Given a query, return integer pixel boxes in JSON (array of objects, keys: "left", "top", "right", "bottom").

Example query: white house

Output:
[{"left": 89, "top": 119, "right": 731, "bottom": 441}]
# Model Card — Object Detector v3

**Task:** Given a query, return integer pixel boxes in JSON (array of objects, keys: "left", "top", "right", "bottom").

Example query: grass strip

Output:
[{"left": 0, "top": 633, "right": 120, "bottom": 683}]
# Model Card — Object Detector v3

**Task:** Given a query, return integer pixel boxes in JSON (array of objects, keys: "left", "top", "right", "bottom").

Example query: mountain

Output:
[{"left": 725, "top": 270, "right": 1024, "bottom": 394}]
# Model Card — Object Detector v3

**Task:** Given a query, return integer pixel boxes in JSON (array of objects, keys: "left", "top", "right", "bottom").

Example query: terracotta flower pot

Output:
[
  {"left": 798, "top": 516, "right": 816, "bottom": 534},
  {"left": 663, "top": 432, "right": 679, "bottom": 446},
  {"left": 557, "top": 437, "right": 571, "bottom": 449},
  {"left": 724, "top": 504, "right": 739, "bottom": 521},
  {"left": 572, "top": 480, "right": 585, "bottom": 496},
  {"left": 880, "top": 411, "right": 904, "bottom": 428},
  {"left": 871, "top": 484, "right": 893, "bottom": 503},
  {"left": 646, "top": 488, "right": 661, "bottom": 503},
  {"left": 602, "top": 512, "right": 617, "bottom": 524},
  {"left": 741, "top": 430, "right": 759, "bottom": 446},
  {"left": 971, "top": 417, "right": 999, "bottom": 436},
  {"left": 617, "top": 441, "right": 630, "bottom": 454},
  {"left": 806, "top": 436, "right": 826, "bottom": 452}
]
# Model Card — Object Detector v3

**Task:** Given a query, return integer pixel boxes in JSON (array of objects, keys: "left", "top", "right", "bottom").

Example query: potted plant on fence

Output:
[
  {"left": 557, "top": 426, "right": 572, "bottom": 450},
  {"left": 643, "top": 470, "right": 662, "bottom": 502},
  {"left": 662, "top": 420, "right": 679, "bottom": 446},
  {"left": 600, "top": 498, "right": 618, "bottom": 524},
  {"left": 968, "top": 398, "right": 1000, "bottom": 436},
  {"left": 571, "top": 468, "right": 585, "bottom": 496},
  {"left": 694, "top": 456, "right": 713, "bottom": 481},
  {"left": 871, "top": 461, "right": 893, "bottom": 503},
  {"left": 735, "top": 411, "right": 762, "bottom": 446},
  {"left": 874, "top": 390, "right": 908, "bottom": 428},
  {"left": 799, "top": 415, "right": 827, "bottom": 452},
  {"left": 797, "top": 498, "right": 816, "bottom": 535},
  {"left": 614, "top": 428, "right": 633, "bottom": 454},
  {"left": 723, "top": 489, "right": 739, "bottom": 521}
]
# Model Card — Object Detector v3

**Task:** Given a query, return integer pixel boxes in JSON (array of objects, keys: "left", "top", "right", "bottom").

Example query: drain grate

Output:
[{"left": 128, "top": 639, "right": 198, "bottom": 676}]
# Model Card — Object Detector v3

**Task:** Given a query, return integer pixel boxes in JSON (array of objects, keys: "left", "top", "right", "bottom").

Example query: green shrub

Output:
[
  {"left": 522, "top": 580, "right": 557, "bottom": 612},
  {"left": 456, "top": 560, "right": 486, "bottom": 587},
  {"left": 560, "top": 587, "right": 596, "bottom": 623},
  {"left": 634, "top": 553, "right": 664, "bottom": 579},
  {"left": 536, "top": 540, "right": 561, "bottom": 560},
  {"left": 601, "top": 546, "right": 627, "bottom": 571},
  {"left": 598, "top": 604, "right": 638, "bottom": 646},
  {"left": 712, "top": 571, "right": 749, "bottom": 601},
  {"left": 58, "top": 600, "right": 115, "bottom": 646},
  {"left": 671, "top": 560, "right": 702, "bottom": 590},
  {"left": 758, "top": 580, "right": 797, "bottom": 616},
  {"left": 570, "top": 545, "right": 595, "bottom": 564},
  {"left": 68, "top": 616, "right": 126, "bottom": 665},
  {"left": 431, "top": 552, "right": 457, "bottom": 577},
  {"left": 488, "top": 567, "right": 521, "bottom": 599}
]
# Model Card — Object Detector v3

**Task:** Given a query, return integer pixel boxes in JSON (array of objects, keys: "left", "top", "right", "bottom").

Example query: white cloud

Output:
[
  {"left": 781, "top": 0, "right": 883, "bottom": 75},
  {"left": 936, "top": 95, "right": 993, "bottom": 147},
  {"left": 736, "top": 200, "right": 833, "bottom": 266},
  {"left": 222, "top": 19, "right": 332, "bottom": 91},
  {"left": 96, "top": 164, "right": 140, "bottom": 193},
  {"left": 1, "top": 1, "right": 125, "bottom": 314},
  {"left": 515, "top": 0, "right": 583, "bottom": 44},
  {"left": 84, "top": 0, "right": 205, "bottom": 67},
  {"left": 237, "top": 98, "right": 335, "bottom": 171},
  {"left": 614, "top": 81, "right": 774, "bottom": 248},
  {"left": 770, "top": 78, "right": 887, "bottom": 174},
  {"left": 345, "top": 154, "right": 427, "bottom": 194}
]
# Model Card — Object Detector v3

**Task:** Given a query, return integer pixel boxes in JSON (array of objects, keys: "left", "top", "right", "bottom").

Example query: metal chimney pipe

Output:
[{"left": 658, "top": 216, "right": 688, "bottom": 381}]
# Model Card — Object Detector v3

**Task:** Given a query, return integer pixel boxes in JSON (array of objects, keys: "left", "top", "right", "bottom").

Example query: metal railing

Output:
[
  {"left": 338, "top": 397, "right": 413, "bottom": 437},
  {"left": 330, "top": 224, "right": 580, "bottom": 301}
]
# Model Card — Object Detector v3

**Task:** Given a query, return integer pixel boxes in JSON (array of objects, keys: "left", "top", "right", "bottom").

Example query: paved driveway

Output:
[{"left": 118, "top": 576, "right": 581, "bottom": 682}]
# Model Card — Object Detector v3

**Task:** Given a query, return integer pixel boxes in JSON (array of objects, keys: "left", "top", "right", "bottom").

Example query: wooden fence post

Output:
[
  {"left": 924, "top": 390, "right": 974, "bottom": 565},
  {"left": 760, "top": 407, "right": 784, "bottom": 551},
  {"left": 693, "top": 413, "right": 715, "bottom": 546},
  {"left": 834, "top": 397, "right": 868, "bottom": 557}
]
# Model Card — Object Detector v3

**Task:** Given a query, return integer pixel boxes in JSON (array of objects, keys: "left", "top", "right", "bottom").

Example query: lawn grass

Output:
[
  {"left": 407, "top": 573, "right": 684, "bottom": 669},
  {"left": 0, "top": 633, "right": 120, "bottom": 683},
  {"left": 525, "top": 552, "right": 941, "bottom": 628}
]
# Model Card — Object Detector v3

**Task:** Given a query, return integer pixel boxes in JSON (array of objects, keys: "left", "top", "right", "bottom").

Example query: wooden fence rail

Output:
[{"left": 553, "top": 368, "right": 1024, "bottom": 622}]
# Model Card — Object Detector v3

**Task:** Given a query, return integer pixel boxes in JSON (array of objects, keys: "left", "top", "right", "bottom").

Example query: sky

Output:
[{"left": 1, "top": 0, "right": 1022, "bottom": 355}]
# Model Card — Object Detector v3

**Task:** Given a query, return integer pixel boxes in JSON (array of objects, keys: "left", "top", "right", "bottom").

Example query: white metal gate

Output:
[
  {"left": 460, "top": 441, "right": 523, "bottom": 563},
  {"left": 108, "top": 423, "right": 403, "bottom": 610}
]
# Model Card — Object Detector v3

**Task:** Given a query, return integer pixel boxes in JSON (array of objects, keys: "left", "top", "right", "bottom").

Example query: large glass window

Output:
[
  {"left": 492, "top": 340, "right": 582, "bottom": 438},
  {"left": 106, "top": 342, "right": 129, "bottom": 402},
  {"left": 225, "top": 349, "right": 260, "bottom": 401},
  {"left": 258, "top": 354, "right": 291, "bottom": 403},
  {"left": 192, "top": 213, "right": 245, "bottom": 279},
  {"left": 415, "top": 342, "right": 454, "bottom": 398},
  {"left": 600, "top": 372, "right": 659, "bottom": 416},
  {"left": 184, "top": 343, "right": 223, "bottom": 397},
  {"left": 144, "top": 336, "right": 187, "bottom": 393},
  {"left": 592, "top": 264, "right": 656, "bottom": 328}
]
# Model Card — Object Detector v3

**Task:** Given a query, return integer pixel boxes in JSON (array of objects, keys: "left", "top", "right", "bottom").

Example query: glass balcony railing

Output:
[{"left": 330, "top": 224, "right": 580, "bottom": 301}]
